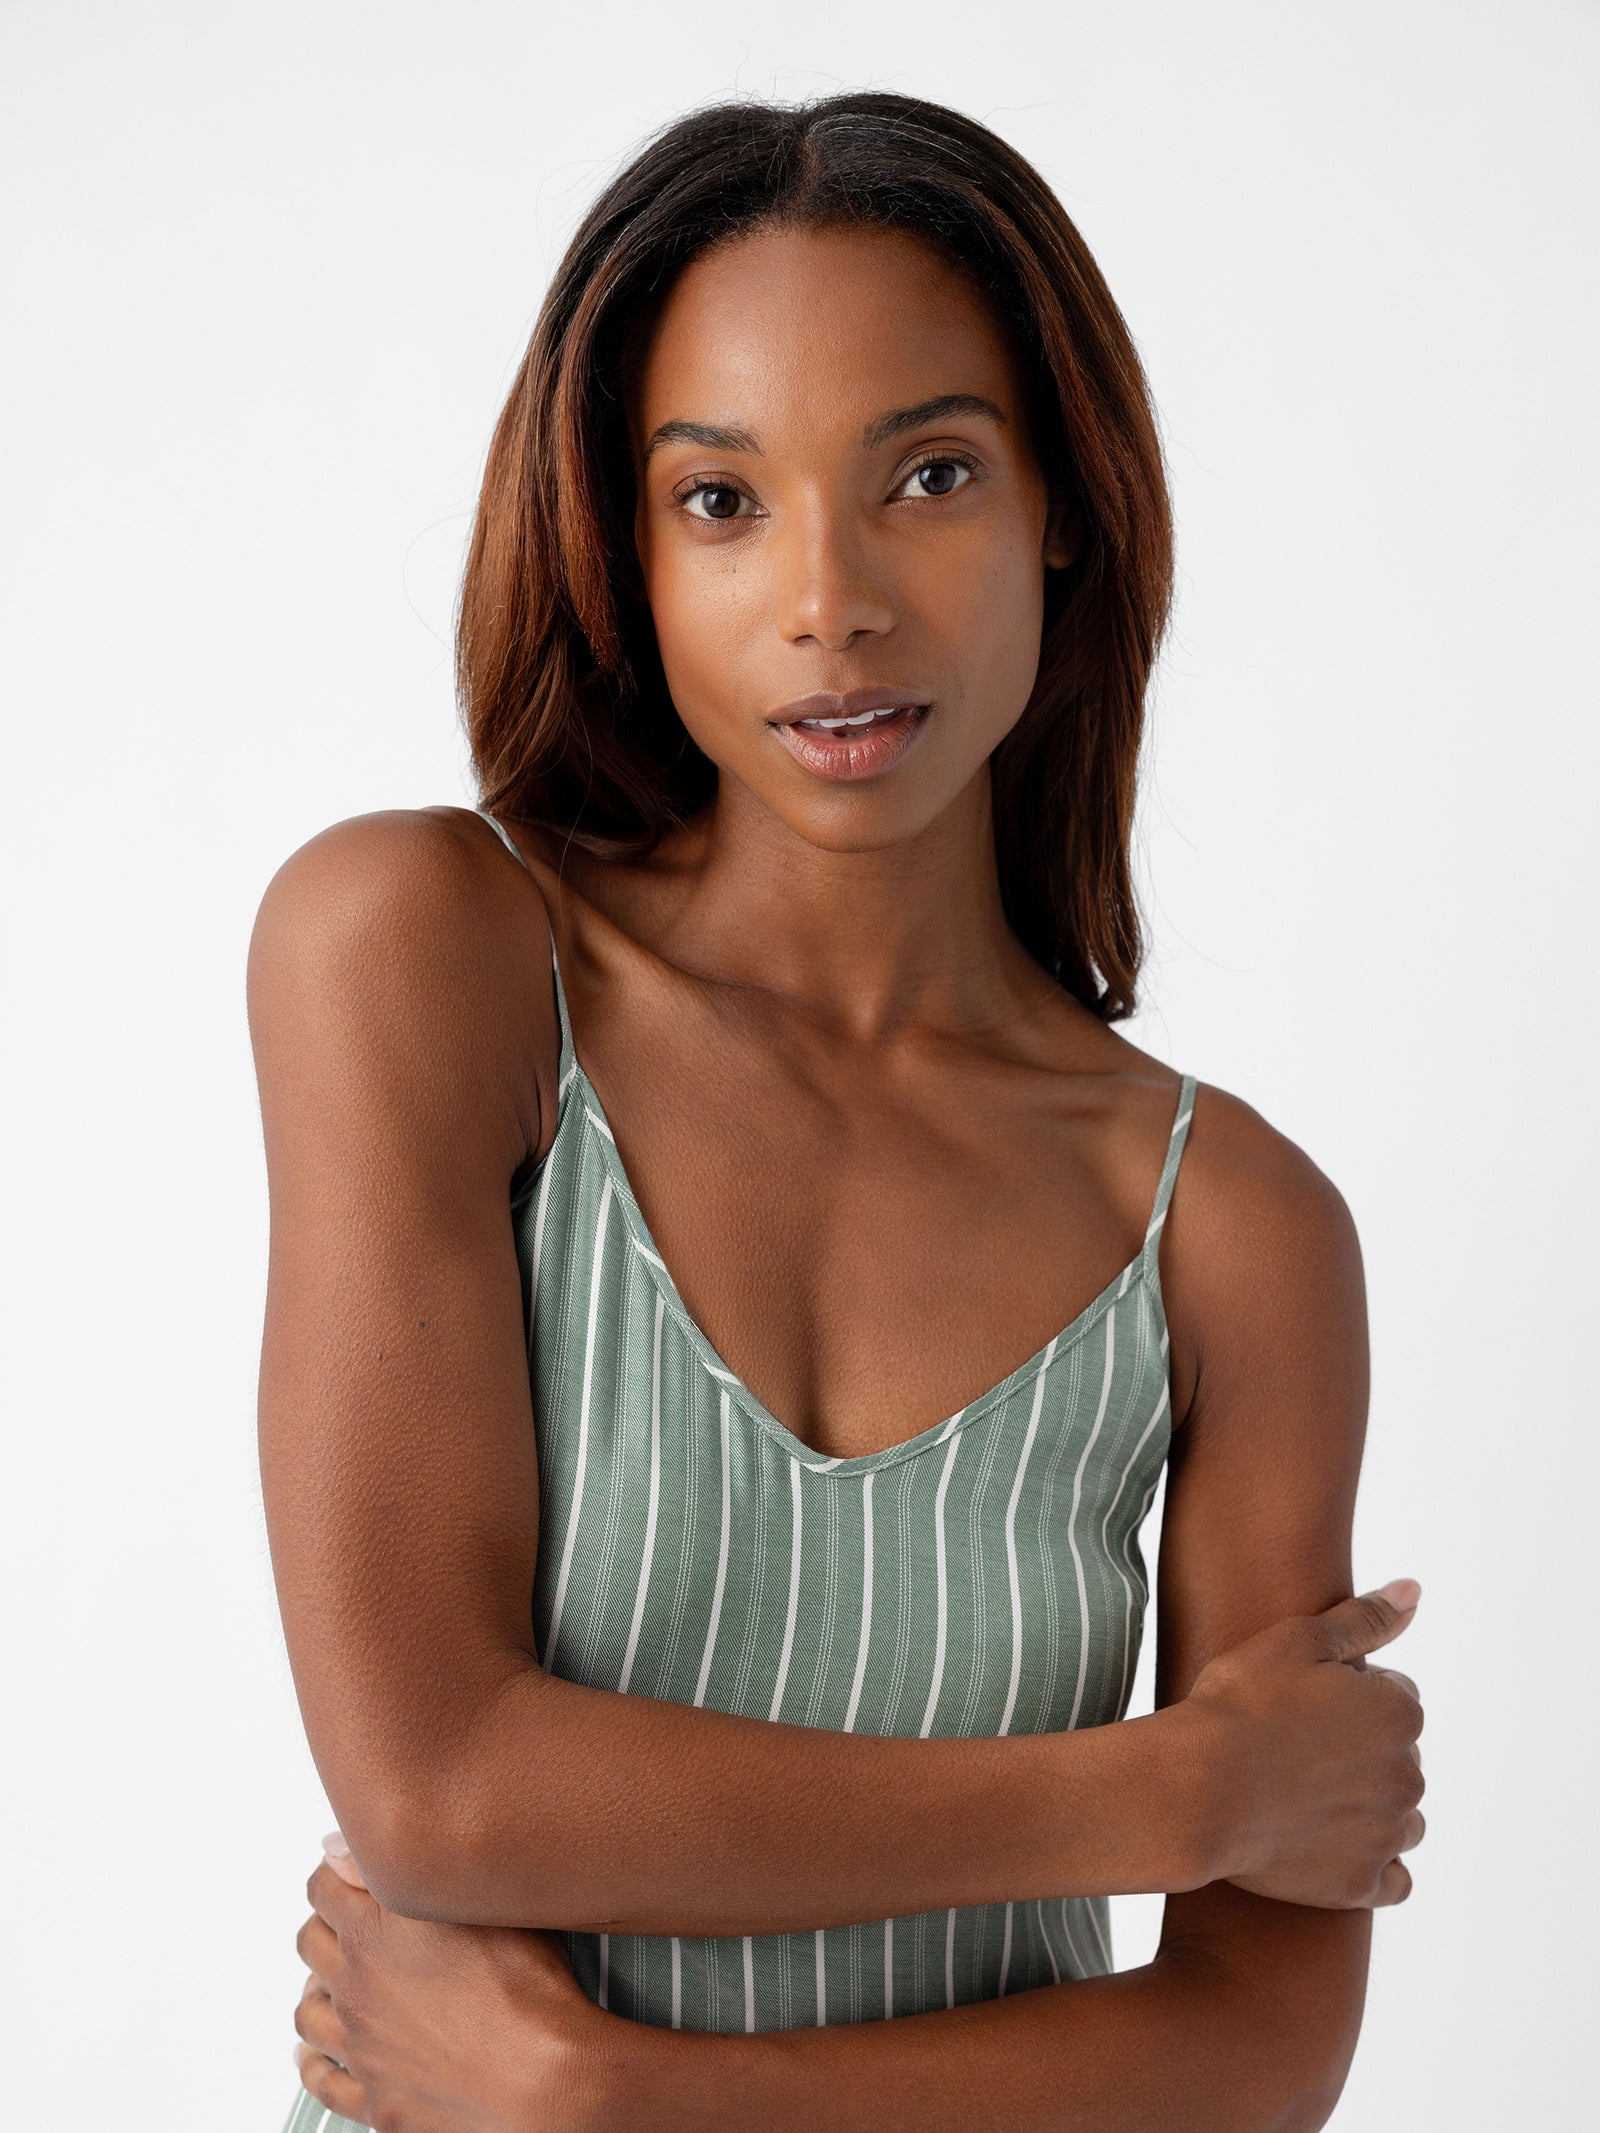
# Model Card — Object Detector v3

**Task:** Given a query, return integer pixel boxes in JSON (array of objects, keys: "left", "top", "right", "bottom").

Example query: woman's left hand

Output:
[{"left": 293, "top": 1835, "right": 622, "bottom": 2131}]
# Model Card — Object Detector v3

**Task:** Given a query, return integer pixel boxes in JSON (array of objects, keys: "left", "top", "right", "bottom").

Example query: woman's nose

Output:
[{"left": 774, "top": 506, "right": 896, "bottom": 650}]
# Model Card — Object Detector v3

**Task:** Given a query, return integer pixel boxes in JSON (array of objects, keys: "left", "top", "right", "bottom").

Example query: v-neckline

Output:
[{"left": 545, "top": 948, "right": 1156, "bottom": 1477}]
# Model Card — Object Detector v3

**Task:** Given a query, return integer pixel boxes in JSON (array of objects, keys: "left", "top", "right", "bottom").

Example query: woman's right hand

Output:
[{"left": 1182, "top": 1579, "right": 1427, "bottom": 1909}]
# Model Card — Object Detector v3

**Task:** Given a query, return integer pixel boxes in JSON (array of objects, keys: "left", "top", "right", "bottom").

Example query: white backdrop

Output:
[{"left": 3, "top": 2, "right": 1594, "bottom": 2125}]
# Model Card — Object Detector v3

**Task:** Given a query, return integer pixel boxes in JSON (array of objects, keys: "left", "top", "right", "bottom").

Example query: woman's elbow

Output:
[
  {"left": 1234, "top": 1963, "right": 1365, "bottom": 2133},
  {"left": 1157, "top": 1889, "right": 1368, "bottom": 2133},
  {"left": 1255, "top": 2073, "right": 1351, "bottom": 2133},
  {"left": 321, "top": 1784, "right": 479, "bottom": 1920}
]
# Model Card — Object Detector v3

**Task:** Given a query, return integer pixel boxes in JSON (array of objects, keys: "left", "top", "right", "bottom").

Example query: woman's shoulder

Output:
[
  {"left": 246, "top": 805, "right": 560, "bottom": 1158},
  {"left": 1109, "top": 1041, "right": 1365, "bottom": 1428},
  {"left": 250, "top": 802, "right": 547, "bottom": 920},
  {"left": 1173, "top": 1072, "right": 1355, "bottom": 1263},
  {"left": 1092, "top": 1020, "right": 1353, "bottom": 1245},
  {"left": 247, "top": 803, "right": 565, "bottom": 965}
]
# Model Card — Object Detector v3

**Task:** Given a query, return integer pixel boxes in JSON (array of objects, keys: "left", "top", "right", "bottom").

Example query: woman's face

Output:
[{"left": 628, "top": 221, "right": 1076, "bottom": 853}]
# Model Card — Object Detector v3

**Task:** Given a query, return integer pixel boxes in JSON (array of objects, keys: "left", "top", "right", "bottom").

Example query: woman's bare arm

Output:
[
  {"left": 562, "top": 1088, "right": 1399, "bottom": 2132},
  {"left": 252, "top": 807, "right": 1417, "bottom": 1946},
  {"left": 251, "top": 807, "right": 1219, "bottom": 1933},
  {"left": 589, "top": 1896, "right": 1365, "bottom": 2133}
]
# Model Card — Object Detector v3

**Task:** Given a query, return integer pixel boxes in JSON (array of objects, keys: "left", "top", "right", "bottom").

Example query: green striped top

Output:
[
  {"left": 500, "top": 812, "right": 1194, "bottom": 2032},
  {"left": 280, "top": 811, "right": 1195, "bottom": 2128}
]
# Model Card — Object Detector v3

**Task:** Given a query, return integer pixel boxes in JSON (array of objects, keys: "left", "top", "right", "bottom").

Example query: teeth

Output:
[{"left": 797, "top": 706, "right": 915, "bottom": 731}]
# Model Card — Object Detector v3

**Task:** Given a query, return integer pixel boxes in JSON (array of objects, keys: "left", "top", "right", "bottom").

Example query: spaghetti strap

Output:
[
  {"left": 474, "top": 806, "right": 576, "bottom": 1094},
  {"left": 1139, "top": 1071, "right": 1197, "bottom": 1276},
  {"left": 546, "top": 929, "right": 577, "bottom": 1095},
  {"left": 475, "top": 804, "right": 530, "bottom": 872}
]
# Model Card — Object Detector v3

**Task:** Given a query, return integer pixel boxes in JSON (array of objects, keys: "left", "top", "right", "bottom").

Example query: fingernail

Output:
[
  {"left": 322, "top": 1829, "right": 350, "bottom": 1857},
  {"left": 1377, "top": 1578, "right": 1421, "bottom": 1612}
]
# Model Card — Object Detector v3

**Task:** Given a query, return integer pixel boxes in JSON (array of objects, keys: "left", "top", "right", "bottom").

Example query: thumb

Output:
[
  {"left": 1312, "top": 1579, "right": 1421, "bottom": 1664},
  {"left": 322, "top": 1829, "right": 369, "bottom": 1891}
]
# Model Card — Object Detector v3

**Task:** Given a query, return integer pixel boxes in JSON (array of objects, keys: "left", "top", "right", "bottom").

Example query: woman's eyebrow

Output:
[
  {"left": 642, "top": 393, "right": 1007, "bottom": 464},
  {"left": 862, "top": 393, "right": 1007, "bottom": 448},
  {"left": 643, "top": 418, "right": 761, "bottom": 461}
]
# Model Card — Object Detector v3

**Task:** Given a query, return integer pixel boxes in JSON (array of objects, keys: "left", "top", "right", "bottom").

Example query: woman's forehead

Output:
[{"left": 629, "top": 224, "right": 1026, "bottom": 450}]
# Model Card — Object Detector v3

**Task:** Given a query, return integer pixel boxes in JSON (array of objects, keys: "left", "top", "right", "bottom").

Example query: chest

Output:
[
  {"left": 552, "top": 964, "right": 1168, "bottom": 1462},
  {"left": 517, "top": 1095, "right": 1175, "bottom": 1739}
]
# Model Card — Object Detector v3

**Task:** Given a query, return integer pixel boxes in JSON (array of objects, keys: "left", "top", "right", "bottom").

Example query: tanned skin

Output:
[{"left": 262, "top": 223, "right": 1425, "bottom": 2130}]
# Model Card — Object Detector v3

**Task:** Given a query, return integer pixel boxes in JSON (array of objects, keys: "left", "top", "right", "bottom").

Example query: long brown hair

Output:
[{"left": 458, "top": 92, "right": 1173, "bottom": 1021}]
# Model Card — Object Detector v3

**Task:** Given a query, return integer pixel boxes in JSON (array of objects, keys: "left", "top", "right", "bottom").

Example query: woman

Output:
[{"left": 257, "top": 91, "right": 1426, "bottom": 2131}]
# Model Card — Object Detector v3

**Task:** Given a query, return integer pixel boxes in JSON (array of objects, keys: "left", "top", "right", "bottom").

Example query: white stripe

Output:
[
  {"left": 478, "top": 807, "right": 523, "bottom": 864},
  {"left": 1066, "top": 1316, "right": 1117, "bottom": 1729},
  {"left": 998, "top": 1337, "right": 1057, "bottom": 1735},
  {"left": 545, "top": 1175, "right": 612, "bottom": 1666},
  {"left": 935, "top": 1404, "right": 968, "bottom": 1443},
  {"left": 998, "top": 1899, "right": 1015, "bottom": 1995},
  {"left": 800, "top": 1470, "right": 840, "bottom": 1736},
  {"left": 1122, "top": 1471, "right": 1163, "bottom": 1613},
  {"left": 815, "top": 1927, "right": 828, "bottom": 2025},
  {"left": 918, "top": 1434, "right": 964, "bottom": 1736},
  {"left": 742, "top": 1933, "right": 756, "bottom": 2032},
  {"left": 617, "top": 1294, "right": 666, "bottom": 1694},
  {"left": 693, "top": 1391, "right": 733, "bottom": 1707},
  {"left": 526, "top": 1152, "right": 554, "bottom": 1336},
  {"left": 884, "top": 1916, "right": 894, "bottom": 2019},
  {"left": 1084, "top": 1900, "right": 1112, "bottom": 1971},
  {"left": 704, "top": 1362, "right": 739, "bottom": 1383},
  {"left": 842, "top": 1471, "right": 876, "bottom": 1732},
  {"left": 584, "top": 1104, "right": 616, "bottom": 1143},
  {"left": 631, "top": 1239, "right": 668, "bottom": 1269},
  {"left": 1058, "top": 1897, "right": 1090, "bottom": 1975},
  {"left": 1142, "top": 1101, "right": 1191, "bottom": 1240},
  {"left": 1101, "top": 1381, "right": 1171, "bottom": 1712},
  {"left": 559, "top": 1059, "right": 577, "bottom": 1097},
  {"left": 768, "top": 1460, "right": 804, "bottom": 1719},
  {"left": 1117, "top": 1259, "right": 1136, "bottom": 1297},
  {"left": 944, "top": 1906, "right": 957, "bottom": 2007},
  {"left": 1036, "top": 1897, "right": 1061, "bottom": 1984}
]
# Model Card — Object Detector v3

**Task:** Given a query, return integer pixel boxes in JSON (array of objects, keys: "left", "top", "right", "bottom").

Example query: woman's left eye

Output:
[{"left": 897, "top": 458, "right": 975, "bottom": 500}]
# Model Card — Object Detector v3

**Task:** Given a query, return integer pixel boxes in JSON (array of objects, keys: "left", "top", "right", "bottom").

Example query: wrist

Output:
[
  {"left": 555, "top": 2001, "right": 682, "bottom": 2133},
  {"left": 1036, "top": 1706, "right": 1223, "bottom": 1899},
  {"left": 570, "top": 2015, "right": 741, "bottom": 2133},
  {"left": 1154, "top": 1697, "right": 1241, "bottom": 1891}
]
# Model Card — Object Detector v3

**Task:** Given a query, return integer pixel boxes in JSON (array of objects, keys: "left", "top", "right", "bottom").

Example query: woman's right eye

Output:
[{"left": 679, "top": 483, "right": 753, "bottom": 521}]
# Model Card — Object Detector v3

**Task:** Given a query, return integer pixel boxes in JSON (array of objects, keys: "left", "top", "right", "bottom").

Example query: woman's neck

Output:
[{"left": 611, "top": 767, "right": 1053, "bottom": 1047}]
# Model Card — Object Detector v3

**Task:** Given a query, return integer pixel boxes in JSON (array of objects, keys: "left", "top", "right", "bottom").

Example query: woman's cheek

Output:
[{"left": 651, "top": 622, "right": 782, "bottom": 782}]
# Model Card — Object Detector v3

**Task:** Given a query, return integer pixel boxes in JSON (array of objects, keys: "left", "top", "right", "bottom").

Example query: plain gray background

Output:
[{"left": 3, "top": 1, "right": 1595, "bottom": 2124}]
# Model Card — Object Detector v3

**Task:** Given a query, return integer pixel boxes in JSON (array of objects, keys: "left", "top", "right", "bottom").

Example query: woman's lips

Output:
[{"left": 773, "top": 703, "right": 931, "bottom": 782}]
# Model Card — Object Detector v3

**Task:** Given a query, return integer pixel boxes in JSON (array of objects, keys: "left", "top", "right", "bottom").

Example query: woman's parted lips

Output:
[{"left": 769, "top": 686, "right": 931, "bottom": 730}]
